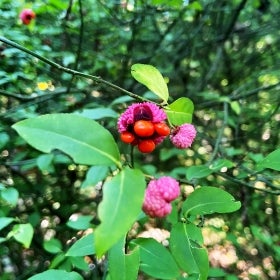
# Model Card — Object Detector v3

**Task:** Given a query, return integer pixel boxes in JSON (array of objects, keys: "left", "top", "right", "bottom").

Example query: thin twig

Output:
[
  {"left": 208, "top": 101, "right": 228, "bottom": 163},
  {"left": 0, "top": 36, "right": 148, "bottom": 103},
  {"left": 217, "top": 0, "right": 248, "bottom": 42},
  {"left": 0, "top": 89, "right": 37, "bottom": 101},
  {"left": 66, "top": 0, "right": 84, "bottom": 93},
  {"left": 218, "top": 172, "right": 280, "bottom": 195}
]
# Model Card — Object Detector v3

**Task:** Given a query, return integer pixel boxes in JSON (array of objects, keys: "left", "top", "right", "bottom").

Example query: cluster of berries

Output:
[
  {"left": 142, "top": 177, "right": 180, "bottom": 218},
  {"left": 118, "top": 102, "right": 170, "bottom": 153},
  {"left": 19, "top": 9, "right": 36, "bottom": 25},
  {"left": 120, "top": 120, "right": 170, "bottom": 153},
  {"left": 118, "top": 102, "right": 196, "bottom": 153}
]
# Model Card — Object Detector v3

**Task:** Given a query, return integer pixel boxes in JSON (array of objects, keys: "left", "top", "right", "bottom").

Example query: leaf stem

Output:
[{"left": 130, "top": 145, "right": 135, "bottom": 168}]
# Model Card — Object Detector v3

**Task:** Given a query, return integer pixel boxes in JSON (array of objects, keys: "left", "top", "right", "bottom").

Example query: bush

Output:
[{"left": 0, "top": 0, "right": 280, "bottom": 279}]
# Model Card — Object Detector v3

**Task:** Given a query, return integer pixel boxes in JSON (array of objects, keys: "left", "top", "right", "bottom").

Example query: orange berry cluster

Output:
[{"left": 120, "top": 120, "right": 170, "bottom": 153}]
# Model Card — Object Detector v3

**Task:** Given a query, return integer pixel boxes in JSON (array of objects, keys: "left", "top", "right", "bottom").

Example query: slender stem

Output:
[
  {"left": 208, "top": 101, "right": 228, "bottom": 163},
  {"left": 0, "top": 88, "right": 76, "bottom": 101},
  {"left": 66, "top": 0, "right": 84, "bottom": 93},
  {"left": 130, "top": 145, "right": 135, "bottom": 168},
  {"left": 0, "top": 89, "right": 36, "bottom": 100},
  {"left": 0, "top": 36, "right": 148, "bottom": 102},
  {"left": 218, "top": 172, "right": 280, "bottom": 195}
]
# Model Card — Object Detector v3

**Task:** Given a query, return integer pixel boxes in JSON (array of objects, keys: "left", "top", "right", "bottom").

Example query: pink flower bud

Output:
[
  {"left": 20, "top": 9, "right": 36, "bottom": 25},
  {"left": 147, "top": 176, "right": 180, "bottom": 202},
  {"left": 170, "top": 123, "right": 196, "bottom": 149},
  {"left": 142, "top": 194, "right": 172, "bottom": 218},
  {"left": 142, "top": 176, "right": 180, "bottom": 218}
]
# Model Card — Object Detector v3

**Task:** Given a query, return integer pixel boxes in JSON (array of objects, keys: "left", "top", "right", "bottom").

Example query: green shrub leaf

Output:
[
  {"left": 209, "top": 159, "right": 235, "bottom": 171},
  {"left": 81, "top": 165, "right": 109, "bottom": 188},
  {"left": 66, "top": 215, "right": 93, "bottom": 230},
  {"left": 182, "top": 187, "right": 241, "bottom": 217},
  {"left": 186, "top": 165, "right": 213, "bottom": 181},
  {"left": 43, "top": 238, "right": 62, "bottom": 254},
  {"left": 8, "top": 223, "right": 34, "bottom": 248},
  {"left": 131, "top": 64, "right": 169, "bottom": 102},
  {"left": 108, "top": 236, "right": 140, "bottom": 280},
  {"left": 28, "top": 269, "right": 83, "bottom": 280},
  {"left": 0, "top": 187, "right": 19, "bottom": 206},
  {"left": 12, "top": 114, "right": 121, "bottom": 167},
  {"left": 170, "top": 223, "right": 208, "bottom": 278},
  {"left": 131, "top": 238, "right": 180, "bottom": 279},
  {"left": 74, "top": 108, "right": 118, "bottom": 120},
  {"left": 257, "top": 149, "right": 280, "bottom": 171},
  {"left": 166, "top": 97, "right": 194, "bottom": 125},
  {"left": 36, "top": 154, "right": 54, "bottom": 173},
  {"left": 66, "top": 233, "right": 95, "bottom": 257},
  {"left": 0, "top": 217, "right": 14, "bottom": 231},
  {"left": 94, "top": 167, "right": 145, "bottom": 257}
]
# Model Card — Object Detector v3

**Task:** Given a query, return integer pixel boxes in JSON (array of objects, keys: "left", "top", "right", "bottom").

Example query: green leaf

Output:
[
  {"left": 66, "top": 233, "right": 95, "bottom": 256},
  {"left": 43, "top": 238, "right": 62, "bottom": 254},
  {"left": 166, "top": 97, "right": 194, "bottom": 125},
  {"left": 230, "top": 101, "right": 241, "bottom": 115},
  {"left": 1, "top": 187, "right": 19, "bottom": 206},
  {"left": 257, "top": 149, "right": 280, "bottom": 171},
  {"left": 49, "top": 253, "right": 66, "bottom": 269},
  {"left": 28, "top": 269, "right": 83, "bottom": 280},
  {"left": 125, "top": 246, "right": 140, "bottom": 280},
  {"left": 94, "top": 167, "right": 146, "bottom": 257},
  {"left": 186, "top": 165, "right": 213, "bottom": 181},
  {"left": 37, "top": 154, "right": 54, "bottom": 173},
  {"left": 12, "top": 113, "right": 121, "bottom": 167},
  {"left": 182, "top": 187, "right": 241, "bottom": 217},
  {"left": 8, "top": 223, "right": 34, "bottom": 248},
  {"left": 209, "top": 159, "right": 235, "bottom": 171},
  {"left": 131, "top": 238, "right": 180, "bottom": 279},
  {"left": 81, "top": 165, "right": 109, "bottom": 188},
  {"left": 0, "top": 132, "right": 9, "bottom": 149},
  {"left": 151, "top": 0, "right": 182, "bottom": 7},
  {"left": 208, "top": 267, "right": 226, "bottom": 277},
  {"left": 131, "top": 64, "right": 169, "bottom": 102},
  {"left": 108, "top": 235, "right": 140, "bottom": 280},
  {"left": 170, "top": 223, "right": 208, "bottom": 277},
  {"left": 0, "top": 237, "right": 6, "bottom": 243},
  {"left": 108, "top": 237, "right": 126, "bottom": 280},
  {"left": 66, "top": 215, "right": 93, "bottom": 230},
  {"left": 69, "top": 256, "right": 90, "bottom": 271},
  {"left": 74, "top": 108, "right": 118, "bottom": 120},
  {"left": 0, "top": 217, "right": 14, "bottom": 231}
]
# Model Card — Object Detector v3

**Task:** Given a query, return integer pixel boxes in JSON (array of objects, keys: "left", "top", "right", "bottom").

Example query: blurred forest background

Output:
[{"left": 0, "top": 0, "right": 280, "bottom": 279}]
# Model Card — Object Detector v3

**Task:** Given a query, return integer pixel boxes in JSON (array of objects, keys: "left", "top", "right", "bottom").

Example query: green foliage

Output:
[
  {"left": 258, "top": 148, "right": 280, "bottom": 171},
  {"left": 0, "top": 187, "right": 19, "bottom": 206},
  {"left": 166, "top": 97, "right": 194, "bottom": 125},
  {"left": 66, "top": 215, "right": 93, "bottom": 230},
  {"left": 28, "top": 270, "right": 83, "bottom": 280},
  {"left": 108, "top": 236, "right": 140, "bottom": 280},
  {"left": 0, "top": 0, "right": 279, "bottom": 279},
  {"left": 66, "top": 233, "right": 95, "bottom": 257},
  {"left": 12, "top": 114, "right": 121, "bottom": 167},
  {"left": 131, "top": 63, "right": 169, "bottom": 103},
  {"left": 94, "top": 168, "right": 146, "bottom": 257},
  {"left": 131, "top": 238, "right": 180, "bottom": 279},
  {"left": 186, "top": 165, "right": 213, "bottom": 181},
  {"left": 182, "top": 187, "right": 241, "bottom": 217},
  {"left": 43, "top": 238, "right": 63, "bottom": 254},
  {"left": 170, "top": 223, "right": 208, "bottom": 279},
  {"left": 0, "top": 217, "right": 14, "bottom": 231},
  {"left": 7, "top": 223, "right": 34, "bottom": 248}
]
